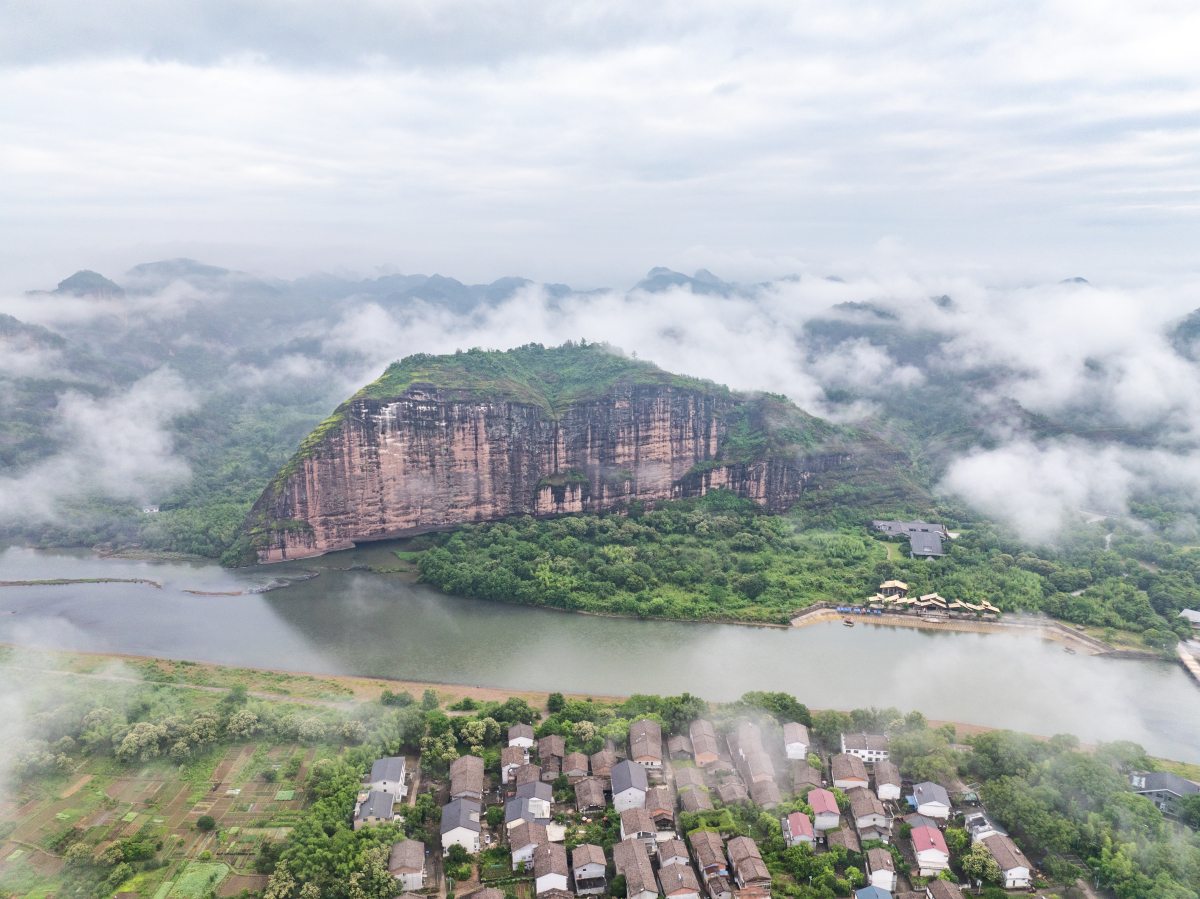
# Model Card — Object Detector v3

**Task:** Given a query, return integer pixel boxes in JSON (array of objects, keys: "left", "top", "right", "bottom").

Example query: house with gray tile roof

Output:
[
  {"left": 368, "top": 757, "right": 408, "bottom": 797},
  {"left": 611, "top": 759, "right": 649, "bottom": 811},
  {"left": 354, "top": 790, "right": 395, "bottom": 831},
  {"left": 440, "top": 799, "right": 481, "bottom": 853}
]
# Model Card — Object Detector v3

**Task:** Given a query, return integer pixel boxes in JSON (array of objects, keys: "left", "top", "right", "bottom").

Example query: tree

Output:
[
  {"left": 811, "top": 710, "right": 852, "bottom": 749},
  {"left": 348, "top": 846, "right": 395, "bottom": 899},
  {"left": 299, "top": 717, "right": 327, "bottom": 744},
  {"left": 96, "top": 843, "right": 125, "bottom": 866},
  {"left": 547, "top": 692, "right": 566, "bottom": 713},
  {"left": 298, "top": 883, "right": 322, "bottom": 899},
  {"left": 1179, "top": 793, "right": 1200, "bottom": 829},
  {"left": 959, "top": 842, "right": 1001, "bottom": 885},
  {"left": 116, "top": 722, "right": 167, "bottom": 762},
  {"left": 341, "top": 721, "right": 367, "bottom": 744},
  {"left": 264, "top": 859, "right": 296, "bottom": 899},
  {"left": 222, "top": 683, "right": 249, "bottom": 709},
  {"left": 574, "top": 720, "right": 598, "bottom": 743},
  {"left": 421, "top": 689, "right": 439, "bottom": 711},
  {"left": 228, "top": 709, "right": 259, "bottom": 739},
  {"left": 486, "top": 806, "right": 504, "bottom": 827},
  {"left": 197, "top": 815, "right": 216, "bottom": 831}
]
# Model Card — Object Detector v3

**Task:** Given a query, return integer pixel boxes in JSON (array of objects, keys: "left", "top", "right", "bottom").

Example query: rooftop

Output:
[
  {"left": 440, "top": 799, "right": 481, "bottom": 834},
  {"left": 612, "top": 759, "right": 649, "bottom": 794},
  {"left": 913, "top": 781, "right": 951, "bottom": 807},
  {"left": 370, "top": 757, "right": 406, "bottom": 784}
]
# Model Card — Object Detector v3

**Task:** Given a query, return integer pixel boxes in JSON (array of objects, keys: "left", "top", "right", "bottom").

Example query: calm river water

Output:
[{"left": 2, "top": 543, "right": 1198, "bottom": 763}]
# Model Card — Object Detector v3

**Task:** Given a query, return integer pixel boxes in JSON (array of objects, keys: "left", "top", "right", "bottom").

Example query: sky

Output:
[{"left": 3, "top": 0, "right": 1200, "bottom": 293}]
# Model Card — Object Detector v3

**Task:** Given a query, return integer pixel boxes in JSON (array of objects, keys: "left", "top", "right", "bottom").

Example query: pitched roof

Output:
[
  {"left": 575, "top": 777, "right": 607, "bottom": 809},
  {"left": 506, "top": 796, "right": 547, "bottom": 825},
  {"left": 440, "top": 799, "right": 481, "bottom": 833},
  {"left": 534, "top": 842, "right": 569, "bottom": 878},
  {"left": 904, "top": 813, "right": 940, "bottom": 830},
  {"left": 510, "top": 821, "right": 548, "bottom": 850},
  {"left": 735, "top": 721, "right": 764, "bottom": 755},
  {"left": 983, "top": 833, "right": 1031, "bottom": 872},
  {"left": 726, "top": 836, "right": 762, "bottom": 866},
  {"left": 689, "top": 831, "right": 725, "bottom": 868},
  {"left": 509, "top": 723, "right": 535, "bottom": 742},
  {"left": 681, "top": 787, "right": 713, "bottom": 811},
  {"left": 831, "top": 754, "right": 869, "bottom": 783},
  {"left": 783, "top": 722, "right": 809, "bottom": 746},
  {"left": 612, "top": 838, "right": 655, "bottom": 896},
  {"left": 539, "top": 735, "right": 565, "bottom": 758},
  {"left": 370, "top": 757, "right": 406, "bottom": 784},
  {"left": 645, "top": 786, "right": 675, "bottom": 815},
  {"left": 388, "top": 839, "right": 425, "bottom": 873},
  {"left": 865, "top": 847, "right": 893, "bottom": 872},
  {"left": 854, "top": 887, "right": 893, "bottom": 899},
  {"left": 675, "top": 767, "right": 706, "bottom": 790},
  {"left": 911, "top": 825, "right": 948, "bottom": 856},
  {"left": 658, "top": 863, "right": 701, "bottom": 895},
  {"left": 502, "top": 745, "right": 527, "bottom": 767},
  {"left": 848, "top": 786, "right": 886, "bottom": 820},
  {"left": 716, "top": 783, "right": 747, "bottom": 804},
  {"left": 842, "top": 734, "right": 888, "bottom": 752},
  {"left": 572, "top": 844, "right": 607, "bottom": 869},
  {"left": 826, "top": 827, "right": 859, "bottom": 853},
  {"left": 926, "top": 880, "right": 966, "bottom": 899},
  {"left": 657, "top": 838, "right": 689, "bottom": 862},
  {"left": 1131, "top": 770, "right": 1200, "bottom": 796},
  {"left": 744, "top": 751, "right": 775, "bottom": 780},
  {"left": 611, "top": 759, "right": 648, "bottom": 795},
  {"left": 808, "top": 788, "right": 839, "bottom": 815},
  {"left": 727, "top": 836, "right": 770, "bottom": 883},
  {"left": 357, "top": 790, "right": 395, "bottom": 820},
  {"left": 630, "top": 719, "right": 663, "bottom": 761},
  {"left": 621, "top": 807, "right": 656, "bottom": 835},
  {"left": 563, "top": 752, "right": 589, "bottom": 774},
  {"left": 590, "top": 749, "right": 617, "bottom": 773},
  {"left": 514, "top": 763, "right": 541, "bottom": 786},
  {"left": 450, "top": 754, "right": 485, "bottom": 795},
  {"left": 874, "top": 759, "right": 901, "bottom": 788},
  {"left": 749, "top": 779, "right": 781, "bottom": 807},
  {"left": 913, "top": 781, "right": 951, "bottom": 807},
  {"left": 793, "top": 763, "right": 821, "bottom": 789},
  {"left": 667, "top": 735, "right": 693, "bottom": 755},
  {"left": 516, "top": 781, "right": 553, "bottom": 802},
  {"left": 689, "top": 719, "right": 720, "bottom": 760},
  {"left": 785, "top": 812, "right": 813, "bottom": 838}
]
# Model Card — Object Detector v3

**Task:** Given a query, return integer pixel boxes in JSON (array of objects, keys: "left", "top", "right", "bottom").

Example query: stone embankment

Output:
[{"left": 1178, "top": 643, "right": 1200, "bottom": 685}]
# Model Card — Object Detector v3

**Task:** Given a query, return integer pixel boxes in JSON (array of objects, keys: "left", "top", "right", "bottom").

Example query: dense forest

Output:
[{"left": 416, "top": 491, "right": 1199, "bottom": 644}]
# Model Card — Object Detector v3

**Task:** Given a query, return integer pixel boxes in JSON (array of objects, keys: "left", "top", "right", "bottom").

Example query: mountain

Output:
[{"left": 234, "top": 342, "right": 912, "bottom": 563}]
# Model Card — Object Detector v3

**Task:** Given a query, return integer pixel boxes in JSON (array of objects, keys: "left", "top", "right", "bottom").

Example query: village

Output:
[{"left": 353, "top": 712, "right": 1047, "bottom": 899}]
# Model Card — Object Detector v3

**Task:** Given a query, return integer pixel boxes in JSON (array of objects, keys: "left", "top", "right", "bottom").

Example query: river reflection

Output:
[{"left": 2, "top": 545, "right": 1198, "bottom": 762}]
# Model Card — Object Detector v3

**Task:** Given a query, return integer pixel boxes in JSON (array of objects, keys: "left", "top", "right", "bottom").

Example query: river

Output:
[{"left": 2, "top": 543, "right": 1198, "bottom": 763}]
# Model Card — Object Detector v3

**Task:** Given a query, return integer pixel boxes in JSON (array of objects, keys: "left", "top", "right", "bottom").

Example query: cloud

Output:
[{"left": 0, "top": 368, "right": 196, "bottom": 519}]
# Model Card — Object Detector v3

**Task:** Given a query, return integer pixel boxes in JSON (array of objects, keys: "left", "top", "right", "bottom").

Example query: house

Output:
[
  {"left": 440, "top": 799, "right": 481, "bottom": 853},
  {"left": 874, "top": 760, "right": 902, "bottom": 801},
  {"left": 590, "top": 748, "right": 617, "bottom": 778},
  {"left": 848, "top": 787, "right": 892, "bottom": 843},
  {"left": 516, "top": 780, "right": 554, "bottom": 802},
  {"left": 513, "top": 763, "right": 542, "bottom": 788},
  {"left": 367, "top": 757, "right": 408, "bottom": 797},
  {"left": 612, "top": 759, "right": 649, "bottom": 811},
  {"left": 676, "top": 767, "right": 706, "bottom": 791},
  {"left": 658, "top": 862, "right": 702, "bottom": 899},
  {"left": 981, "top": 833, "right": 1032, "bottom": 888},
  {"left": 705, "top": 875, "right": 733, "bottom": 899},
  {"left": 911, "top": 825, "right": 949, "bottom": 876},
  {"left": 575, "top": 777, "right": 607, "bottom": 813},
  {"left": 690, "top": 720, "right": 720, "bottom": 766},
  {"left": 538, "top": 734, "right": 566, "bottom": 760},
  {"left": 658, "top": 838, "right": 690, "bottom": 868},
  {"left": 743, "top": 751, "right": 776, "bottom": 784},
  {"left": 872, "top": 519, "right": 949, "bottom": 557},
  {"left": 1130, "top": 771, "right": 1200, "bottom": 816},
  {"left": 681, "top": 786, "right": 714, "bottom": 812},
  {"left": 879, "top": 579, "right": 908, "bottom": 598},
  {"left": 904, "top": 813, "right": 941, "bottom": 831},
  {"left": 449, "top": 754, "right": 485, "bottom": 801},
  {"left": 620, "top": 807, "right": 658, "bottom": 853},
  {"left": 540, "top": 756, "right": 561, "bottom": 783},
  {"left": 613, "top": 838, "right": 658, "bottom": 899},
  {"left": 645, "top": 786, "right": 676, "bottom": 829},
  {"left": 864, "top": 847, "right": 895, "bottom": 892},
  {"left": 749, "top": 779, "right": 781, "bottom": 809},
  {"left": 689, "top": 831, "right": 727, "bottom": 882},
  {"left": 502, "top": 746, "right": 529, "bottom": 784},
  {"left": 726, "top": 836, "right": 771, "bottom": 889},
  {"left": 572, "top": 844, "right": 608, "bottom": 895},
  {"left": 963, "top": 811, "right": 1007, "bottom": 842},
  {"left": 827, "top": 827, "right": 860, "bottom": 854},
  {"left": 509, "top": 821, "right": 548, "bottom": 871},
  {"left": 668, "top": 734, "right": 694, "bottom": 760},
  {"left": 733, "top": 721, "right": 764, "bottom": 758},
  {"left": 388, "top": 840, "right": 426, "bottom": 891},
  {"left": 563, "top": 751, "right": 589, "bottom": 783},
  {"left": 832, "top": 753, "right": 870, "bottom": 790},
  {"left": 506, "top": 784, "right": 552, "bottom": 829},
  {"left": 793, "top": 762, "right": 821, "bottom": 791},
  {"left": 716, "top": 783, "right": 747, "bottom": 804},
  {"left": 912, "top": 782, "right": 952, "bottom": 819},
  {"left": 841, "top": 733, "right": 889, "bottom": 762},
  {"left": 630, "top": 719, "right": 664, "bottom": 771},
  {"left": 509, "top": 724, "right": 535, "bottom": 748},
  {"left": 353, "top": 790, "right": 395, "bottom": 830},
  {"left": 534, "top": 842, "right": 569, "bottom": 895},
  {"left": 854, "top": 887, "right": 894, "bottom": 899},
  {"left": 1179, "top": 609, "right": 1200, "bottom": 629},
  {"left": 808, "top": 788, "right": 840, "bottom": 830},
  {"left": 926, "top": 879, "right": 966, "bottom": 899},
  {"left": 783, "top": 722, "right": 809, "bottom": 759},
  {"left": 781, "top": 812, "right": 814, "bottom": 847}
]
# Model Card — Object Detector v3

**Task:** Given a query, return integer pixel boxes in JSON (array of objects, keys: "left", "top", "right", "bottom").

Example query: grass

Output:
[{"left": 169, "top": 862, "right": 229, "bottom": 899}]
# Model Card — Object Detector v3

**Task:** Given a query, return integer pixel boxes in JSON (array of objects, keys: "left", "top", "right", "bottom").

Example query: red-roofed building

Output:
[
  {"left": 781, "top": 812, "right": 814, "bottom": 847},
  {"left": 807, "top": 788, "right": 840, "bottom": 831},
  {"left": 911, "top": 825, "right": 950, "bottom": 876}
]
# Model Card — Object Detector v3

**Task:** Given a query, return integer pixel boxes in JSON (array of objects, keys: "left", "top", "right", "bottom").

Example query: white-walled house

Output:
[
  {"left": 912, "top": 782, "right": 952, "bottom": 819},
  {"left": 572, "top": 844, "right": 608, "bottom": 895},
  {"left": 831, "top": 754, "right": 869, "bottom": 791},
  {"left": 982, "top": 834, "right": 1032, "bottom": 888},
  {"left": 440, "top": 799, "right": 481, "bottom": 853},
  {"left": 841, "top": 733, "right": 889, "bottom": 762},
  {"left": 509, "top": 821, "right": 547, "bottom": 871},
  {"left": 911, "top": 825, "right": 950, "bottom": 876},
  {"left": 864, "top": 848, "right": 895, "bottom": 892},
  {"left": 534, "top": 843, "right": 569, "bottom": 895},
  {"left": 807, "top": 788, "right": 841, "bottom": 831},
  {"left": 873, "top": 760, "right": 901, "bottom": 802},
  {"left": 509, "top": 724, "right": 535, "bottom": 748},
  {"left": 783, "top": 722, "right": 809, "bottom": 760},
  {"left": 781, "top": 812, "right": 813, "bottom": 848},
  {"left": 388, "top": 840, "right": 426, "bottom": 891},
  {"left": 611, "top": 760, "right": 649, "bottom": 812},
  {"left": 501, "top": 745, "right": 528, "bottom": 784},
  {"left": 367, "top": 757, "right": 408, "bottom": 797}
]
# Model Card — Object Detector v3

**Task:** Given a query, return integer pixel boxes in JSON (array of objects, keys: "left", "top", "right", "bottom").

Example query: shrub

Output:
[{"left": 197, "top": 815, "right": 216, "bottom": 831}]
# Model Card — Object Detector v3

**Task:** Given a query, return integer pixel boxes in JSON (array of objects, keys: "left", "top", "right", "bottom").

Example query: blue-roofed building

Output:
[{"left": 853, "top": 886, "right": 892, "bottom": 899}]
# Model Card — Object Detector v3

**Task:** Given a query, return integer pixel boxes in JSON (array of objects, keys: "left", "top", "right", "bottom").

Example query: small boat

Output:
[
  {"left": 843, "top": 618, "right": 855, "bottom": 627},
  {"left": 1063, "top": 647, "right": 1076, "bottom": 655}
]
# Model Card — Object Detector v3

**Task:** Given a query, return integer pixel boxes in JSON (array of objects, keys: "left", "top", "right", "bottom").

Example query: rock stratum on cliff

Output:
[{"left": 238, "top": 342, "right": 910, "bottom": 563}]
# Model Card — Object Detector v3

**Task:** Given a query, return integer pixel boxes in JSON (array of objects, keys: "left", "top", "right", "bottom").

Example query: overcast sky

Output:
[{"left": 2, "top": 0, "right": 1199, "bottom": 291}]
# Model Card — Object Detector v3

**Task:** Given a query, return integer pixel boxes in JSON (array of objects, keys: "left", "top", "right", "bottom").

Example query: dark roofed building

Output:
[
  {"left": 680, "top": 786, "right": 713, "bottom": 812},
  {"left": 872, "top": 519, "right": 948, "bottom": 556},
  {"left": 675, "top": 767, "right": 706, "bottom": 791},
  {"left": 630, "top": 719, "right": 663, "bottom": 769},
  {"left": 575, "top": 777, "right": 607, "bottom": 813},
  {"left": 717, "top": 782, "right": 748, "bottom": 804},
  {"left": 668, "top": 734, "right": 693, "bottom": 759},
  {"left": 509, "top": 724, "right": 535, "bottom": 747},
  {"left": 613, "top": 838, "right": 657, "bottom": 899},
  {"left": 831, "top": 753, "right": 870, "bottom": 789},
  {"left": 793, "top": 762, "right": 821, "bottom": 790},
  {"left": 689, "top": 720, "right": 720, "bottom": 766},
  {"left": 749, "top": 779, "right": 781, "bottom": 809},
  {"left": 726, "top": 836, "right": 770, "bottom": 888},
  {"left": 539, "top": 734, "right": 566, "bottom": 760},
  {"left": 1130, "top": 771, "right": 1200, "bottom": 817},
  {"left": 563, "top": 751, "right": 589, "bottom": 782},
  {"left": 449, "top": 754, "right": 485, "bottom": 801},
  {"left": 514, "top": 763, "right": 542, "bottom": 788},
  {"left": 827, "top": 827, "right": 860, "bottom": 853},
  {"left": 590, "top": 748, "right": 617, "bottom": 778}
]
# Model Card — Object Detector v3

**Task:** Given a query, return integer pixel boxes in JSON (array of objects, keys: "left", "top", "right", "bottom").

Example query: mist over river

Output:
[{"left": 2, "top": 543, "right": 1198, "bottom": 763}]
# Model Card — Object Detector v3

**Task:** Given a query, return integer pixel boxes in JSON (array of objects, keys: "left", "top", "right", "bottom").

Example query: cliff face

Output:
[{"left": 243, "top": 344, "right": 904, "bottom": 562}]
